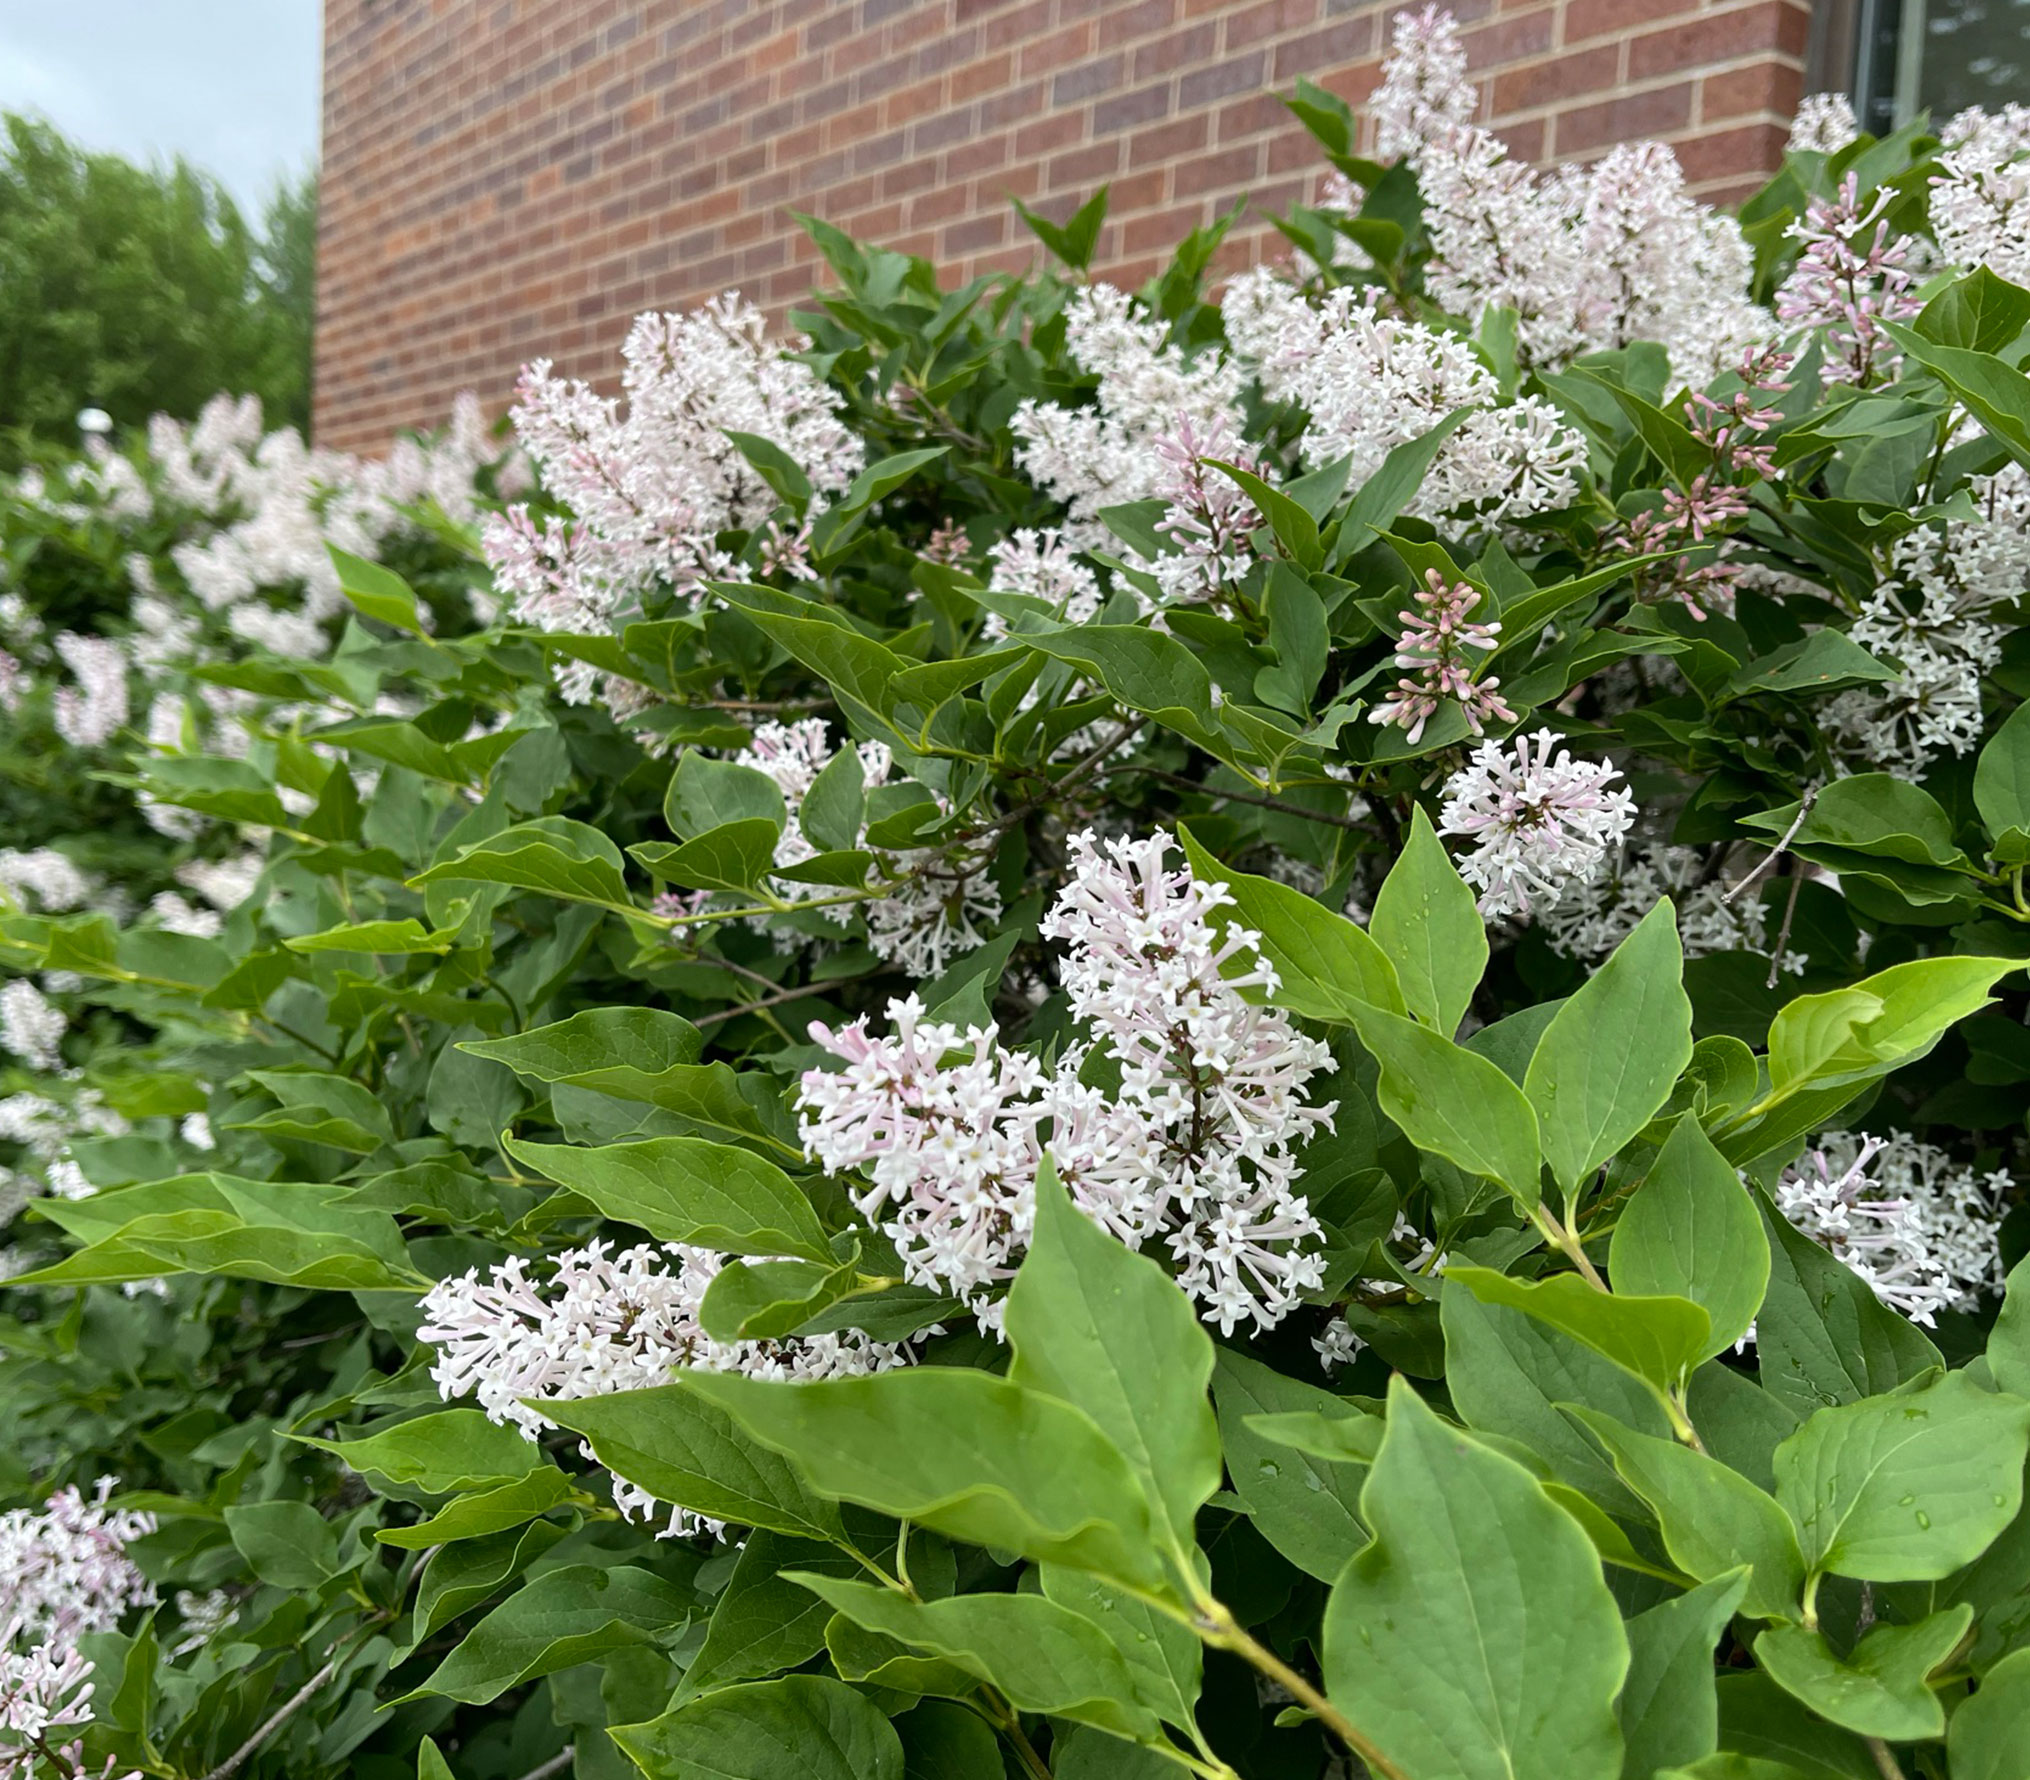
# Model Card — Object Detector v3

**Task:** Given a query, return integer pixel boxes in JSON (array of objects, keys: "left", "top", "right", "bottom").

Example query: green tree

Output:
[{"left": 0, "top": 113, "right": 314, "bottom": 462}]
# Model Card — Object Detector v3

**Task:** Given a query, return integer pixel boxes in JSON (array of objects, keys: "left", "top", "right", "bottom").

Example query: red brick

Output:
[
  {"left": 315, "top": 0, "right": 1808, "bottom": 449},
  {"left": 1554, "top": 80, "right": 1694, "bottom": 154},
  {"left": 1626, "top": 3, "right": 1808, "bottom": 83}
]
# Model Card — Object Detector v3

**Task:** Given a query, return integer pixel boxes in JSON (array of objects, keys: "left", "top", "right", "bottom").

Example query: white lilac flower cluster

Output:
[
  {"left": 1353, "top": 7, "right": 1770, "bottom": 384},
  {"left": 1439, "top": 730, "right": 1638, "bottom": 918},
  {"left": 797, "top": 830, "right": 1335, "bottom": 1335},
  {"left": 0, "top": 1081, "right": 139, "bottom": 1275},
  {"left": 482, "top": 293, "right": 862, "bottom": 710},
  {"left": 984, "top": 528, "right": 1104, "bottom": 632},
  {"left": 417, "top": 1239, "right": 906, "bottom": 1538},
  {"left": 1222, "top": 274, "right": 1587, "bottom": 526},
  {"left": 1774, "top": 1133, "right": 2008, "bottom": 1327},
  {"left": 1823, "top": 463, "right": 2030, "bottom": 772},
  {"left": 1531, "top": 842, "right": 1806, "bottom": 974},
  {"left": 0, "top": 1480, "right": 154, "bottom": 1780},
  {"left": 0, "top": 984, "right": 65, "bottom": 1075},
  {"left": 0, "top": 853, "right": 92, "bottom": 915},
  {"left": 1930, "top": 105, "right": 2030, "bottom": 288},
  {"left": 700, "top": 718, "right": 1003, "bottom": 978},
  {"left": 1787, "top": 93, "right": 1860, "bottom": 156},
  {"left": 1013, "top": 283, "right": 1248, "bottom": 557}
]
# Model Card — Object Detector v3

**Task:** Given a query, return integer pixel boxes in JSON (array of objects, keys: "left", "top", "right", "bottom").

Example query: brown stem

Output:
[
  {"left": 1725, "top": 785, "right": 1817, "bottom": 905},
  {"left": 1197, "top": 1604, "right": 1406, "bottom": 1780},
  {"left": 199, "top": 1655, "right": 342, "bottom": 1780},
  {"left": 1867, "top": 1738, "right": 1908, "bottom": 1780}
]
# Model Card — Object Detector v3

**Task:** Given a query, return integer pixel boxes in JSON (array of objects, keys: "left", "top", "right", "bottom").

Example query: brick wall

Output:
[{"left": 315, "top": 0, "right": 1814, "bottom": 451}]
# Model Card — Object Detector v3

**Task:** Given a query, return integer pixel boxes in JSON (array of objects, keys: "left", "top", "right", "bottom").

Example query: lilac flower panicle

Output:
[
  {"left": 1440, "top": 730, "right": 1637, "bottom": 918},
  {"left": 1774, "top": 1134, "right": 2007, "bottom": 1327},
  {"left": 418, "top": 1240, "right": 907, "bottom": 1538},
  {"left": 799, "top": 831, "right": 1335, "bottom": 1335}
]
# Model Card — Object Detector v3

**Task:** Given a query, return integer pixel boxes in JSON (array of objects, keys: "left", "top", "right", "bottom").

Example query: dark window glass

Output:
[{"left": 1858, "top": 0, "right": 2030, "bottom": 131}]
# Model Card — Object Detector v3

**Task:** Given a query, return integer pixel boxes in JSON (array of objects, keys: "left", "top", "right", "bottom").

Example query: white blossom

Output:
[
  {"left": 1222, "top": 273, "right": 1585, "bottom": 523},
  {"left": 480, "top": 294, "right": 861, "bottom": 713},
  {"left": 1788, "top": 93, "right": 1859, "bottom": 156},
  {"left": 1532, "top": 842, "right": 1805, "bottom": 974},
  {"left": 419, "top": 1240, "right": 906, "bottom": 1539},
  {"left": 0, "top": 852, "right": 91, "bottom": 914},
  {"left": 50, "top": 634, "right": 129, "bottom": 749},
  {"left": 1440, "top": 731, "right": 1637, "bottom": 918},
  {"left": 800, "top": 831, "right": 1335, "bottom": 1335},
  {"left": 0, "top": 1480, "right": 156, "bottom": 1645},
  {"left": 1931, "top": 105, "right": 2030, "bottom": 286},
  {"left": 985, "top": 528, "right": 1103, "bottom": 633},
  {"left": 1013, "top": 284, "right": 1245, "bottom": 547},
  {"left": 0, "top": 984, "right": 64, "bottom": 1074},
  {"left": 1774, "top": 1134, "right": 2007, "bottom": 1326}
]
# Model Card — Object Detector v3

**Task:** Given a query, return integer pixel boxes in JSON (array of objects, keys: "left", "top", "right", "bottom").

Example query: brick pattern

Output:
[{"left": 315, "top": 0, "right": 1813, "bottom": 450}]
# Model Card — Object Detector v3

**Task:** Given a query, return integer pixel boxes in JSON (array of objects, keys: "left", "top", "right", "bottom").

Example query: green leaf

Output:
[
  {"left": 1566, "top": 1408, "right": 1804, "bottom": 1620},
  {"left": 1992, "top": 1253, "right": 2030, "bottom": 1398},
  {"left": 1014, "top": 185, "right": 1109, "bottom": 270},
  {"left": 1369, "top": 805, "right": 1487, "bottom": 1036},
  {"left": 1177, "top": 824, "right": 1404, "bottom": 1020},
  {"left": 410, "top": 816, "right": 633, "bottom": 910},
  {"left": 461, "top": 1006, "right": 703, "bottom": 1078},
  {"left": 504, "top": 1136, "right": 830, "bottom": 1261},
  {"left": 1321, "top": 1377, "right": 1629, "bottom": 1780},
  {"left": 1209, "top": 460, "right": 1321, "bottom": 570},
  {"left": 1524, "top": 901, "right": 1691, "bottom": 1193},
  {"left": 1003, "top": 1157, "right": 1219, "bottom": 1553},
  {"left": 1447, "top": 1267, "right": 1710, "bottom": 1397},
  {"left": 224, "top": 1501, "right": 341, "bottom": 1590},
  {"left": 1915, "top": 265, "right": 2030, "bottom": 353},
  {"left": 1763, "top": 955, "right": 2019, "bottom": 1097},
  {"left": 410, "top": 1522, "right": 569, "bottom": 1643},
  {"left": 374, "top": 1469, "right": 576, "bottom": 1547},
  {"left": 698, "top": 1253, "right": 862, "bottom": 1342},
  {"left": 543, "top": 1384, "right": 846, "bottom": 1544},
  {"left": 1755, "top": 1606, "right": 1971, "bottom": 1742},
  {"left": 1975, "top": 699, "right": 2030, "bottom": 853},
  {"left": 664, "top": 751, "right": 787, "bottom": 839},
  {"left": 800, "top": 743, "right": 866, "bottom": 854},
  {"left": 676, "top": 1366, "right": 1169, "bottom": 1591},
  {"left": 329, "top": 546, "right": 426, "bottom": 635},
  {"left": 612, "top": 1675, "right": 904, "bottom": 1780},
  {"left": 789, "top": 1573, "right": 1162, "bottom": 1742},
  {"left": 631, "top": 819, "right": 782, "bottom": 894},
  {"left": 417, "top": 1738, "right": 454, "bottom": 1780},
  {"left": 1773, "top": 1370, "right": 2030, "bottom": 1582},
  {"left": 241, "top": 1067, "right": 394, "bottom": 1152},
  {"left": 1752, "top": 1189, "right": 1944, "bottom": 1416},
  {"left": 1619, "top": 1573, "right": 1752, "bottom": 1780},
  {"left": 296, "top": 1408, "right": 545, "bottom": 1492},
  {"left": 678, "top": 1533, "right": 862, "bottom": 1700},
  {"left": 893, "top": 1702, "right": 1002, "bottom": 1780},
  {"left": 1212, "top": 1348, "right": 1368, "bottom": 1581},
  {"left": 724, "top": 430, "right": 814, "bottom": 509},
  {"left": 1257, "top": 562, "right": 1330, "bottom": 711},
  {"left": 284, "top": 918, "right": 453, "bottom": 955},
  {"left": 1881, "top": 320, "right": 2030, "bottom": 470},
  {"left": 1610, "top": 1117, "right": 1770, "bottom": 1360},
  {"left": 1021, "top": 624, "right": 1220, "bottom": 751},
  {"left": 1040, "top": 1564, "right": 1202, "bottom": 1734},
  {"left": 1948, "top": 1645, "right": 2030, "bottom": 1780},
  {"left": 1346, "top": 1006, "right": 1542, "bottom": 1206},
  {"left": 410, "top": 1565, "right": 689, "bottom": 1704},
  {"left": 1720, "top": 629, "right": 1895, "bottom": 698}
]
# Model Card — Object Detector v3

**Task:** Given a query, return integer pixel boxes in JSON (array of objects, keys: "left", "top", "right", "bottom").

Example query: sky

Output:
[{"left": 0, "top": 0, "right": 321, "bottom": 216}]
